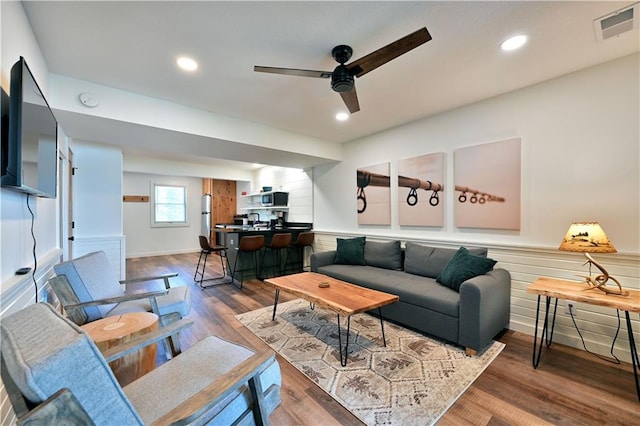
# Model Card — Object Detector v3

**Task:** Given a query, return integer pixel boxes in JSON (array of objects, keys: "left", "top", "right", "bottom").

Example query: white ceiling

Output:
[{"left": 21, "top": 1, "right": 640, "bottom": 169}]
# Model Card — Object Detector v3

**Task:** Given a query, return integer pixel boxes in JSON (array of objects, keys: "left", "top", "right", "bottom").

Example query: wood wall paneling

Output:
[{"left": 212, "top": 179, "right": 236, "bottom": 226}]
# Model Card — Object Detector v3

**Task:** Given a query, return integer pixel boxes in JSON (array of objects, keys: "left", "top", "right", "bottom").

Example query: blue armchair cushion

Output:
[
  {"left": 54, "top": 251, "right": 192, "bottom": 321},
  {"left": 0, "top": 303, "right": 143, "bottom": 424},
  {"left": 54, "top": 251, "right": 123, "bottom": 321},
  {"left": 437, "top": 247, "right": 497, "bottom": 291},
  {"left": 124, "top": 336, "right": 281, "bottom": 424},
  {"left": 334, "top": 236, "right": 367, "bottom": 265}
]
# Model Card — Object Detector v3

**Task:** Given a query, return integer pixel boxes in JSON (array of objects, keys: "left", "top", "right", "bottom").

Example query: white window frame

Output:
[{"left": 150, "top": 183, "right": 188, "bottom": 228}]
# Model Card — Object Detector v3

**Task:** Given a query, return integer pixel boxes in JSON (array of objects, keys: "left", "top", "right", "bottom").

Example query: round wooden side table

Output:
[{"left": 81, "top": 312, "right": 158, "bottom": 386}]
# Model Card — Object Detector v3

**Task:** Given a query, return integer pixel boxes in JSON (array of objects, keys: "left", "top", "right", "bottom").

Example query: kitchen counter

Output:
[
  {"left": 215, "top": 225, "right": 312, "bottom": 232},
  {"left": 215, "top": 224, "right": 313, "bottom": 282}
]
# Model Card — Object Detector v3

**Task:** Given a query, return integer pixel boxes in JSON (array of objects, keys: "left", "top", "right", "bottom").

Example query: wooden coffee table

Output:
[{"left": 264, "top": 272, "right": 399, "bottom": 366}]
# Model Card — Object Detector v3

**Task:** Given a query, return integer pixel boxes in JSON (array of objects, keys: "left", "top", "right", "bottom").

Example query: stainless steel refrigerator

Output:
[{"left": 201, "top": 194, "right": 211, "bottom": 240}]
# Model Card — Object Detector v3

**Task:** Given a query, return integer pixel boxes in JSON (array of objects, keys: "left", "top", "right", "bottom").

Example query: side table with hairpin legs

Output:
[{"left": 527, "top": 277, "right": 640, "bottom": 401}]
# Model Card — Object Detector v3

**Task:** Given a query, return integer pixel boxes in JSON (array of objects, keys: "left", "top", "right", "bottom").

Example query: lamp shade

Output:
[{"left": 558, "top": 222, "right": 617, "bottom": 253}]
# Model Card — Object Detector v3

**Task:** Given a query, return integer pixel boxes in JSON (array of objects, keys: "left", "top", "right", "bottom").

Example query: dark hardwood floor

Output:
[{"left": 127, "top": 252, "right": 639, "bottom": 425}]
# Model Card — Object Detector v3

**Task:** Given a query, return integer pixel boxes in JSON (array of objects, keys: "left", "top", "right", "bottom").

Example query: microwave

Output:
[{"left": 262, "top": 191, "right": 288, "bottom": 207}]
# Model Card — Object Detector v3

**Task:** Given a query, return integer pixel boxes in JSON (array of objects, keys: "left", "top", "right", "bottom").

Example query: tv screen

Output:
[{"left": 1, "top": 57, "right": 58, "bottom": 198}]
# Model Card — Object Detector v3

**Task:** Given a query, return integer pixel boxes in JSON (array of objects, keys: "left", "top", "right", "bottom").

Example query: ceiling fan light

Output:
[
  {"left": 500, "top": 35, "right": 528, "bottom": 51},
  {"left": 336, "top": 112, "right": 349, "bottom": 121}
]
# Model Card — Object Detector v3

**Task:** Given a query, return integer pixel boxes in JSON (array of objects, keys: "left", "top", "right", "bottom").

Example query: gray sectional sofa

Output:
[{"left": 311, "top": 238, "right": 511, "bottom": 354}]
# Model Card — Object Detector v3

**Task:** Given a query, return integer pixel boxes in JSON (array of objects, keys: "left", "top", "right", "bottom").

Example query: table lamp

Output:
[{"left": 558, "top": 222, "right": 627, "bottom": 296}]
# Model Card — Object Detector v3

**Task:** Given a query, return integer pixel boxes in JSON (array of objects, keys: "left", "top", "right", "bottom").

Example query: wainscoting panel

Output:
[
  {"left": 0, "top": 249, "right": 62, "bottom": 426},
  {"left": 73, "top": 235, "right": 126, "bottom": 280},
  {"left": 314, "top": 231, "right": 640, "bottom": 363}
]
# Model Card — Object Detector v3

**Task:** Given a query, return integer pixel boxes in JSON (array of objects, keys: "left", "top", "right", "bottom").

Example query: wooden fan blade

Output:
[
  {"left": 254, "top": 66, "right": 332, "bottom": 79},
  {"left": 340, "top": 87, "right": 360, "bottom": 113},
  {"left": 347, "top": 27, "right": 432, "bottom": 78}
]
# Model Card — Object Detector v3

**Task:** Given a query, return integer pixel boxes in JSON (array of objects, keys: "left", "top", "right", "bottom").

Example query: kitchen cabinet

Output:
[{"left": 239, "top": 191, "right": 289, "bottom": 211}]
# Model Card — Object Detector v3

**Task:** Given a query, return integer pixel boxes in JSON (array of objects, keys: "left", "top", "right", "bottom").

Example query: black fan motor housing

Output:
[
  {"left": 331, "top": 45, "right": 353, "bottom": 64},
  {"left": 331, "top": 65, "right": 354, "bottom": 92}
]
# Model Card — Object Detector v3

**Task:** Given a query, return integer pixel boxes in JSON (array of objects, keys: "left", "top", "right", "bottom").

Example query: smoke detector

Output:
[
  {"left": 78, "top": 92, "right": 99, "bottom": 108},
  {"left": 593, "top": 2, "right": 639, "bottom": 42}
]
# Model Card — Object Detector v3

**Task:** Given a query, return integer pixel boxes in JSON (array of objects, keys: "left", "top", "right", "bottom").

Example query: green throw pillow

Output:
[
  {"left": 335, "top": 236, "right": 366, "bottom": 265},
  {"left": 436, "top": 247, "right": 497, "bottom": 291}
]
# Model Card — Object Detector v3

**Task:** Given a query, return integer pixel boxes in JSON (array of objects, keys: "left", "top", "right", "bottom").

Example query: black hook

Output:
[
  {"left": 458, "top": 192, "right": 467, "bottom": 203},
  {"left": 357, "top": 187, "right": 367, "bottom": 213},
  {"left": 429, "top": 191, "right": 439, "bottom": 206},
  {"left": 407, "top": 188, "right": 418, "bottom": 206}
]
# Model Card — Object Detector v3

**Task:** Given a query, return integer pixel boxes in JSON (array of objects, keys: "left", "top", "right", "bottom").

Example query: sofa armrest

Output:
[
  {"left": 458, "top": 268, "right": 511, "bottom": 352},
  {"left": 310, "top": 251, "right": 336, "bottom": 272}
]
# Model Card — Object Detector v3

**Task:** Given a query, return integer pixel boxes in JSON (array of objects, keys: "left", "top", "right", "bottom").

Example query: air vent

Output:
[{"left": 594, "top": 2, "right": 639, "bottom": 42}]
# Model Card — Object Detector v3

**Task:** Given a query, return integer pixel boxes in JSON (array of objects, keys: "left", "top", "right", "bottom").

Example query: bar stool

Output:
[
  {"left": 193, "top": 235, "right": 230, "bottom": 288},
  {"left": 286, "top": 231, "right": 314, "bottom": 273},
  {"left": 230, "top": 235, "right": 265, "bottom": 289},
  {"left": 260, "top": 233, "right": 292, "bottom": 279}
]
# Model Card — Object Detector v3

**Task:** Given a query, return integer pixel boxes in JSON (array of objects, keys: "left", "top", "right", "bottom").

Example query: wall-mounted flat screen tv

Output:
[{"left": 1, "top": 56, "right": 58, "bottom": 198}]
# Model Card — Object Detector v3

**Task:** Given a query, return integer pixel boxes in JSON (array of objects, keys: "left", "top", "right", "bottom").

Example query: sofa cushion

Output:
[
  {"left": 364, "top": 240, "right": 402, "bottom": 271},
  {"left": 334, "top": 236, "right": 366, "bottom": 265},
  {"left": 316, "top": 264, "right": 460, "bottom": 318},
  {"left": 404, "top": 242, "right": 487, "bottom": 279},
  {"left": 437, "top": 247, "right": 497, "bottom": 291}
]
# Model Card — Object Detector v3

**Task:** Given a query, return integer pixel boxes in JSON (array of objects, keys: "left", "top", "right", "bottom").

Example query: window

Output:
[{"left": 152, "top": 184, "right": 187, "bottom": 227}]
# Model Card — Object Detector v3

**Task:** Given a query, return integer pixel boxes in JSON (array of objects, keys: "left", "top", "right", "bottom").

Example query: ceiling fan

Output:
[{"left": 254, "top": 27, "right": 432, "bottom": 114}]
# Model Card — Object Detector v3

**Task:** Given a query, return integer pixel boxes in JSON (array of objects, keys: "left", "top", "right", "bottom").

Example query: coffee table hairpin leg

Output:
[
  {"left": 271, "top": 289, "right": 280, "bottom": 321},
  {"left": 337, "top": 314, "right": 351, "bottom": 367},
  {"left": 337, "top": 308, "right": 387, "bottom": 367}
]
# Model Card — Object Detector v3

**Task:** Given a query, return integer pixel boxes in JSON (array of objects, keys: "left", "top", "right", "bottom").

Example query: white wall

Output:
[
  {"left": 123, "top": 172, "right": 203, "bottom": 257},
  {"left": 70, "top": 140, "right": 126, "bottom": 278},
  {"left": 312, "top": 53, "right": 640, "bottom": 362},
  {"left": 1, "top": 1, "right": 60, "bottom": 295},
  {"left": 1, "top": 3, "right": 62, "bottom": 424},
  {"left": 314, "top": 53, "right": 639, "bottom": 253},
  {"left": 250, "top": 166, "right": 313, "bottom": 223},
  {"left": 49, "top": 73, "right": 342, "bottom": 166},
  {"left": 72, "top": 141, "right": 123, "bottom": 237},
  {"left": 124, "top": 154, "right": 254, "bottom": 182}
]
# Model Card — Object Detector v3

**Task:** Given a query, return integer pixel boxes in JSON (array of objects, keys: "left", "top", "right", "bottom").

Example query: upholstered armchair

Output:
[
  {"left": 51, "top": 250, "right": 191, "bottom": 356},
  {"left": 52, "top": 251, "right": 191, "bottom": 325},
  {"left": 1, "top": 303, "right": 282, "bottom": 425}
]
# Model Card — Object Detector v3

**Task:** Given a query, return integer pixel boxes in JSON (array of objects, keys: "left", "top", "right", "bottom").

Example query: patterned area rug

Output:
[{"left": 236, "top": 299, "right": 504, "bottom": 425}]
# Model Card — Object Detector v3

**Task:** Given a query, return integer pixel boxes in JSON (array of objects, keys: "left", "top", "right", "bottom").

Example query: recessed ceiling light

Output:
[
  {"left": 336, "top": 112, "right": 349, "bottom": 121},
  {"left": 176, "top": 56, "right": 198, "bottom": 71},
  {"left": 500, "top": 35, "right": 528, "bottom": 51}
]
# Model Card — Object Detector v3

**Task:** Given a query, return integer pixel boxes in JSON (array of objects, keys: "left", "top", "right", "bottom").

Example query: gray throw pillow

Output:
[
  {"left": 437, "top": 247, "right": 497, "bottom": 291},
  {"left": 404, "top": 242, "right": 487, "bottom": 278},
  {"left": 334, "top": 236, "right": 367, "bottom": 265},
  {"left": 364, "top": 240, "right": 402, "bottom": 270}
]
